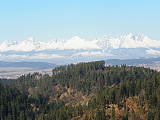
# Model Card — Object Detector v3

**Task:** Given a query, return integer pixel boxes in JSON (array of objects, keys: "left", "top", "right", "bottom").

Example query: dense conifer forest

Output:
[{"left": 1, "top": 61, "right": 160, "bottom": 120}]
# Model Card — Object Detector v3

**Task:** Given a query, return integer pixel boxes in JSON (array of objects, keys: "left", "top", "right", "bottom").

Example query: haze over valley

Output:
[{"left": 1, "top": 33, "right": 160, "bottom": 78}]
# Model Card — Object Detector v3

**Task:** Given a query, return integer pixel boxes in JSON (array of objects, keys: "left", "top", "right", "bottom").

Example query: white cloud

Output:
[
  {"left": 0, "top": 53, "right": 65, "bottom": 60},
  {"left": 72, "top": 51, "right": 112, "bottom": 57},
  {"left": 146, "top": 49, "right": 160, "bottom": 55},
  {"left": 29, "top": 53, "right": 65, "bottom": 59}
]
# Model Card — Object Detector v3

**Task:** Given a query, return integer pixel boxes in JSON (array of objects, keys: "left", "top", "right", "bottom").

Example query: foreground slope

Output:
[{"left": 1, "top": 61, "right": 160, "bottom": 120}]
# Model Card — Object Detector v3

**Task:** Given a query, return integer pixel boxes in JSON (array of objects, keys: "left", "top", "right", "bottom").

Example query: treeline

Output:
[
  {"left": 1, "top": 61, "right": 160, "bottom": 119},
  {"left": 53, "top": 61, "right": 157, "bottom": 94},
  {"left": 0, "top": 82, "right": 92, "bottom": 120},
  {"left": 0, "top": 83, "right": 34, "bottom": 119}
]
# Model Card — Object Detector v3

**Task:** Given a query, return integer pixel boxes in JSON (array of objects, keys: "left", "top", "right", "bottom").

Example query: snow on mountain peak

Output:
[
  {"left": 0, "top": 34, "right": 160, "bottom": 52},
  {"left": 98, "top": 34, "right": 160, "bottom": 49},
  {"left": 0, "top": 40, "right": 18, "bottom": 52},
  {"left": 63, "top": 36, "right": 99, "bottom": 50},
  {"left": 120, "top": 33, "right": 150, "bottom": 42}
]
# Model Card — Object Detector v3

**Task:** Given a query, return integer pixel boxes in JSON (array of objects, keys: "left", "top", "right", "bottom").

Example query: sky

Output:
[{"left": 0, "top": 0, "right": 160, "bottom": 42}]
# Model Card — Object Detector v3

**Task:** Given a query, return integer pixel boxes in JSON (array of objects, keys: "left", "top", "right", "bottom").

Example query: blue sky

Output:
[{"left": 0, "top": 0, "right": 160, "bottom": 42}]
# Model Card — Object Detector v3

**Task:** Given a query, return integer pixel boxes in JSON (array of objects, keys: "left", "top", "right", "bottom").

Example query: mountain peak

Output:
[
  {"left": 70, "top": 36, "right": 82, "bottom": 40},
  {"left": 0, "top": 34, "right": 159, "bottom": 52}
]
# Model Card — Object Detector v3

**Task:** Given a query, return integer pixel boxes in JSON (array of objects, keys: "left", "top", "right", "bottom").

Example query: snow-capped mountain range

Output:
[
  {"left": 1, "top": 33, "right": 160, "bottom": 52},
  {"left": 0, "top": 33, "right": 160, "bottom": 64}
]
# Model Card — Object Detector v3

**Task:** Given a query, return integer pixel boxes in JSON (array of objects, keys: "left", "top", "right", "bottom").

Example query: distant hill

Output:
[
  {"left": 0, "top": 61, "right": 57, "bottom": 69},
  {"left": 106, "top": 57, "right": 160, "bottom": 66}
]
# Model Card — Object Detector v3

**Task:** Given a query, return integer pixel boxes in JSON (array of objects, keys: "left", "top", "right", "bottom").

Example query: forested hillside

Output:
[{"left": 1, "top": 61, "right": 160, "bottom": 120}]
